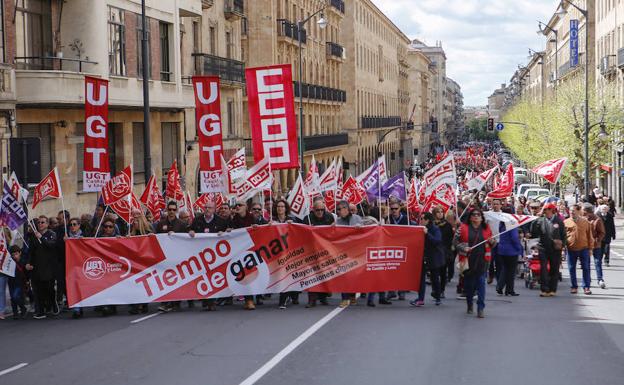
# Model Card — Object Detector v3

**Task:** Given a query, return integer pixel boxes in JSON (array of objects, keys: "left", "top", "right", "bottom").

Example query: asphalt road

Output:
[{"left": 2, "top": 245, "right": 624, "bottom": 385}]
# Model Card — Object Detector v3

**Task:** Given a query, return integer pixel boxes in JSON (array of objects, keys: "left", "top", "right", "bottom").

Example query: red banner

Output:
[
  {"left": 246, "top": 64, "right": 298, "bottom": 170},
  {"left": 102, "top": 165, "right": 132, "bottom": 206},
  {"left": 66, "top": 225, "right": 424, "bottom": 306},
  {"left": 193, "top": 76, "right": 224, "bottom": 192},
  {"left": 32, "top": 168, "right": 62, "bottom": 209},
  {"left": 83, "top": 76, "right": 110, "bottom": 192}
]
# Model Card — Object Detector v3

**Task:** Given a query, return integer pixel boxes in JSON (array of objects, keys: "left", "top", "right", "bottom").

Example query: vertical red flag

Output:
[
  {"left": 32, "top": 167, "right": 62, "bottom": 209},
  {"left": 165, "top": 160, "right": 184, "bottom": 201},
  {"left": 83, "top": 76, "right": 110, "bottom": 192},
  {"left": 246, "top": 64, "right": 298, "bottom": 170},
  {"left": 140, "top": 174, "right": 166, "bottom": 221},
  {"left": 193, "top": 76, "right": 224, "bottom": 192}
]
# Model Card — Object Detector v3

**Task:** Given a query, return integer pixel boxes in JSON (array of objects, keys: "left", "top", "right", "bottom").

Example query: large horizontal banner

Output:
[{"left": 66, "top": 225, "right": 424, "bottom": 307}]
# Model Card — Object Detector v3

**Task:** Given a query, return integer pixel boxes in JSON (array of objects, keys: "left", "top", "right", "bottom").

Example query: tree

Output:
[
  {"left": 467, "top": 117, "right": 497, "bottom": 141},
  {"left": 499, "top": 73, "right": 621, "bottom": 189}
]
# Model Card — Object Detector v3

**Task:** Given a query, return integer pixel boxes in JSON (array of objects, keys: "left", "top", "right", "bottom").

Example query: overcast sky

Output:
[{"left": 371, "top": 0, "right": 559, "bottom": 106}]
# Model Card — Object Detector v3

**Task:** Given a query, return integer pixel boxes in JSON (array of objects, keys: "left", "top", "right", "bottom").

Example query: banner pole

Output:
[
  {"left": 28, "top": 219, "right": 42, "bottom": 244},
  {"left": 60, "top": 196, "right": 68, "bottom": 239},
  {"left": 94, "top": 206, "right": 108, "bottom": 237},
  {"left": 404, "top": 176, "right": 411, "bottom": 225},
  {"left": 15, "top": 230, "right": 29, "bottom": 248}
]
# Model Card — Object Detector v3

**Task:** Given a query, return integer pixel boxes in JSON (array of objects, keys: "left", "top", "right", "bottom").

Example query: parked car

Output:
[
  {"left": 514, "top": 168, "right": 530, "bottom": 184},
  {"left": 516, "top": 183, "right": 540, "bottom": 197},
  {"left": 524, "top": 188, "right": 551, "bottom": 200}
]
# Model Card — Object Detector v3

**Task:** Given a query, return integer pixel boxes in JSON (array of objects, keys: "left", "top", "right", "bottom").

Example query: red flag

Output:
[
  {"left": 140, "top": 174, "right": 166, "bottom": 221},
  {"left": 532, "top": 158, "right": 567, "bottom": 184},
  {"left": 193, "top": 76, "right": 224, "bottom": 193},
  {"left": 407, "top": 179, "right": 421, "bottom": 212},
  {"left": 102, "top": 165, "right": 133, "bottom": 206},
  {"left": 342, "top": 176, "right": 366, "bottom": 205},
  {"left": 193, "top": 193, "right": 223, "bottom": 212},
  {"left": 184, "top": 192, "right": 195, "bottom": 219},
  {"left": 165, "top": 160, "right": 184, "bottom": 201},
  {"left": 109, "top": 193, "right": 142, "bottom": 224},
  {"left": 488, "top": 163, "right": 514, "bottom": 199},
  {"left": 83, "top": 76, "right": 110, "bottom": 192},
  {"left": 32, "top": 167, "right": 62, "bottom": 209},
  {"left": 246, "top": 64, "right": 299, "bottom": 170}
]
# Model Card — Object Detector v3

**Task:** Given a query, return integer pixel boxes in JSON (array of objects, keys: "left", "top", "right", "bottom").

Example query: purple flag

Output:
[
  {"left": 0, "top": 181, "right": 28, "bottom": 230},
  {"left": 380, "top": 172, "right": 407, "bottom": 201}
]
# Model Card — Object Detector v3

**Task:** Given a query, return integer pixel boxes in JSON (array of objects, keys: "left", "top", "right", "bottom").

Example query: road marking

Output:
[
  {"left": 0, "top": 363, "right": 28, "bottom": 377},
  {"left": 610, "top": 250, "right": 623, "bottom": 257},
  {"left": 130, "top": 312, "right": 161, "bottom": 324},
  {"left": 238, "top": 306, "right": 345, "bottom": 385}
]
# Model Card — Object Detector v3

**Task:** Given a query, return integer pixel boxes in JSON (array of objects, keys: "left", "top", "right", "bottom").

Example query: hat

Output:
[{"left": 543, "top": 202, "right": 557, "bottom": 211}]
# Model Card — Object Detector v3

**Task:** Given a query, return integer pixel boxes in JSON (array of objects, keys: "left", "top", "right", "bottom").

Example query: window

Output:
[
  {"left": 192, "top": 21, "right": 201, "bottom": 53},
  {"left": 225, "top": 31, "right": 232, "bottom": 59},
  {"left": 209, "top": 26, "right": 216, "bottom": 55},
  {"left": 227, "top": 99, "right": 234, "bottom": 136},
  {"left": 15, "top": 0, "right": 53, "bottom": 70},
  {"left": 108, "top": 7, "right": 125, "bottom": 76},
  {"left": 18, "top": 123, "right": 53, "bottom": 182},
  {"left": 161, "top": 122, "right": 180, "bottom": 180},
  {"left": 133, "top": 122, "right": 145, "bottom": 183},
  {"left": 136, "top": 14, "right": 151, "bottom": 79},
  {"left": 159, "top": 22, "right": 171, "bottom": 81}
]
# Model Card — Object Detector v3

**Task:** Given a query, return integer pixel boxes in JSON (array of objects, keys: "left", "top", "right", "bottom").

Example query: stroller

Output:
[{"left": 523, "top": 245, "right": 550, "bottom": 290}]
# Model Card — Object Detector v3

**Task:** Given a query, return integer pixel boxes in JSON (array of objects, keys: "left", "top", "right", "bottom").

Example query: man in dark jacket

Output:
[
  {"left": 26, "top": 215, "right": 59, "bottom": 319},
  {"left": 55, "top": 210, "right": 70, "bottom": 307},
  {"left": 305, "top": 199, "right": 334, "bottom": 307},
  {"left": 529, "top": 202, "right": 565, "bottom": 297},
  {"left": 411, "top": 212, "right": 444, "bottom": 306},
  {"left": 156, "top": 201, "right": 186, "bottom": 312},
  {"left": 598, "top": 204, "right": 616, "bottom": 266}
]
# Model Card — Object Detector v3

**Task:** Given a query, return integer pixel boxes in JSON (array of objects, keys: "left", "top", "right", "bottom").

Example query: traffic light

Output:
[{"left": 487, "top": 118, "right": 494, "bottom": 132}]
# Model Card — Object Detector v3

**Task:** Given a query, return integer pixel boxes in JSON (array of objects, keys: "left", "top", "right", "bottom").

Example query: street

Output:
[{"left": 2, "top": 241, "right": 624, "bottom": 385}]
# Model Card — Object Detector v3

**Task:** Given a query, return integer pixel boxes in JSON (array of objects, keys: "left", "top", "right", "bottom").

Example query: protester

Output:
[
  {"left": 495, "top": 207, "right": 523, "bottom": 296},
  {"left": 597, "top": 204, "right": 615, "bottom": 267},
  {"left": 66, "top": 217, "right": 85, "bottom": 318},
  {"left": 410, "top": 212, "right": 444, "bottom": 307},
  {"left": 26, "top": 215, "right": 59, "bottom": 319},
  {"left": 582, "top": 203, "right": 606, "bottom": 289},
  {"left": 335, "top": 200, "right": 362, "bottom": 307},
  {"left": 529, "top": 202, "right": 565, "bottom": 297},
  {"left": 564, "top": 204, "right": 594, "bottom": 295},
  {"left": 272, "top": 199, "right": 301, "bottom": 309},
  {"left": 485, "top": 198, "right": 503, "bottom": 285},
  {"left": 128, "top": 210, "right": 153, "bottom": 315},
  {"left": 7, "top": 245, "right": 28, "bottom": 320},
  {"left": 385, "top": 200, "right": 410, "bottom": 301},
  {"left": 231, "top": 200, "right": 261, "bottom": 309},
  {"left": 305, "top": 199, "right": 334, "bottom": 307},
  {"left": 454, "top": 208, "right": 495, "bottom": 318},
  {"left": 250, "top": 202, "right": 269, "bottom": 225},
  {"left": 433, "top": 206, "right": 454, "bottom": 297}
]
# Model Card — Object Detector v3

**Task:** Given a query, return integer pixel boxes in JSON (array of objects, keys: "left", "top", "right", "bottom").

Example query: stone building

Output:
[
  {"left": 243, "top": 0, "right": 347, "bottom": 190},
  {"left": 407, "top": 47, "right": 435, "bottom": 164},
  {"left": 341, "top": 0, "right": 412, "bottom": 176}
]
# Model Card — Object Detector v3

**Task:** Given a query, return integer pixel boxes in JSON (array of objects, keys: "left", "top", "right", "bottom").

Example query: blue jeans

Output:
[
  {"left": 0, "top": 274, "right": 7, "bottom": 315},
  {"left": 464, "top": 273, "right": 486, "bottom": 311},
  {"left": 592, "top": 247, "right": 604, "bottom": 281},
  {"left": 568, "top": 249, "right": 591, "bottom": 289}
]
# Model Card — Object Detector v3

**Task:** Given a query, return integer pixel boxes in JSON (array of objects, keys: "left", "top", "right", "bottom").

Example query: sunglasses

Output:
[
  {"left": 38, "top": 221, "right": 48, "bottom": 224},
  {"left": 167, "top": 208, "right": 177, "bottom": 211},
  {"left": 252, "top": 208, "right": 262, "bottom": 211},
  {"left": 314, "top": 209, "right": 325, "bottom": 212},
  {"left": 390, "top": 207, "right": 399, "bottom": 211},
  {"left": 70, "top": 222, "right": 80, "bottom": 226},
  {"left": 103, "top": 225, "right": 114, "bottom": 228},
  {"left": 470, "top": 213, "right": 482, "bottom": 217}
]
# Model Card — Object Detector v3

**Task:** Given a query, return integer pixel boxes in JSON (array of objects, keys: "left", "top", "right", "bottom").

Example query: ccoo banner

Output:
[
  {"left": 246, "top": 64, "right": 299, "bottom": 170},
  {"left": 66, "top": 224, "right": 424, "bottom": 307},
  {"left": 83, "top": 76, "right": 110, "bottom": 192},
  {"left": 193, "top": 76, "right": 224, "bottom": 193}
]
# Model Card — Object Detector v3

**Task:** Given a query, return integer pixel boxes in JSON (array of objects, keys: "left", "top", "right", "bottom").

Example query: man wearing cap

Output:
[
  {"left": 564, "top": 204, "right": 594, "bottom": 295},
  {"left": 529, "top": 202, "right": 565, "bottom": 297}
]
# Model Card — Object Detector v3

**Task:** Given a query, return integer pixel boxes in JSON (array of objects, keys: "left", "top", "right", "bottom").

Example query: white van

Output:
[{"left": 516, "top": 183, "right": 540, "bottom": 197}]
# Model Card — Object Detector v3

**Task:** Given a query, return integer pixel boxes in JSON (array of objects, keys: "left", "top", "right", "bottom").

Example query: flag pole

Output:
[
  {"left": 94, "top": 206, "right": 108, "bottom": 237},
  {"left": 55, "top": 167, "right": 68, "bottom": 239},
  {"left": 404, "top": 175, "right": 411, "bottom": 226},
  {"left": 28, "top": 219, "right": 42, "bottom": 244}
]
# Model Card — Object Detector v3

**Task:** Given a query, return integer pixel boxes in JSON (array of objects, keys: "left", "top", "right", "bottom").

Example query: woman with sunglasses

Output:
[
  {"left": 65, "top": 218, "right": 85, "bottom": 318},
  {"left": 272, "top": 200, "right": 301, "bottom": 309},
  {"left": 453, "top": 208, "right": 495, "bottom": 318},
  {"left": 96, "top": 218, "right": 119, "bottom": 316}
]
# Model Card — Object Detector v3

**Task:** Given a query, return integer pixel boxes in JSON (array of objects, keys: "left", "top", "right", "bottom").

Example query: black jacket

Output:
[
  {"left": 155, "top": 217, "right": 186, "bottom": 233},
  {"left": 191, "top": 215, "right": 229, "bottom": 233},
  {"left": 529, "top": 215, "right": 565, "bottom": 252},
  {"left": 27, "top": 229, "right": 58, "bottom": 281},
  {"left": 599, "top": 212, "right": 616, "bottom": 243},
  {"left": 307, "top": 211, "right": 335, "bottom": 226}
]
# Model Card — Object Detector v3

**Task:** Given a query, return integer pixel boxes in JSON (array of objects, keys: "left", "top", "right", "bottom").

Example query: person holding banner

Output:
[
  {"left": 66, "top": 218, "right": 86, "bottom": 319},
  {"left": 336, "top": 200, "right": 363, "bottom": 308},
  {"left": 231, "top": 201, "right": 263, "bottom": 309},
  {"left": 433, "top": 206, "right": 455, "bottom": 297},
  {"left": 26, "top": 216, "right": 59, "bottom": 319},
  {"left": 272, "top": 199, "right": 301, "bottom": 309},
  {"left": 528, "top": 202, "right": 565, "bottom": 297},
  {"left": 305, "top": 199, "right": 335, "bottom": 308},
  {"left": 454, "top": 208, "right": 495, "bottom": 318},
  {"left": 410, "top": 212, "right": 444, "bottom": 307}
]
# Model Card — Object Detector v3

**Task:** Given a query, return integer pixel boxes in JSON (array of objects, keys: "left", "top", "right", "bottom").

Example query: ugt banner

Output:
[
  {"left": 246, "top": 64, "right": 298, "bottom": 170},
  {"left": 193, "top": 76, "right": 224, "bottom": 193},
  {"left": 83, "top": 76, "right": 110, "bottom": 192},
  {"left": 66, "top": 225, "right": 424, "bottom": 307}
]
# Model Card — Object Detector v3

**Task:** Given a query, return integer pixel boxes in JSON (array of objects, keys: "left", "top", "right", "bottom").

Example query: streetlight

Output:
[
  {"left": 555, "top": 0, "right": 591, "bottom": 199},
  {"left": 297, "top": 8, "right": 328, "bottom": 172},
  {"left": 537, "top": 20, "right": 558, "bottom": 94}
]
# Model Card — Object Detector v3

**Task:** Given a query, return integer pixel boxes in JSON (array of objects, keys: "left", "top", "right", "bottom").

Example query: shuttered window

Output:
[
  {"left": 18, "top": 123, "right": 53, "bottom": 182},
  {"left": 161, "top": 122, "right": 179, "bottom": 182}
]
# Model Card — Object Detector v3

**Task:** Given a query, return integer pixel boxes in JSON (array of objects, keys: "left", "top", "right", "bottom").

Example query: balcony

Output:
[
  {"left": 243, "top": 133, "right": 348, "bottom": 155},
  {"left": 618, "top": 48, "right": 624, "bottom": 68},
  {"left": 360, "top": 116, "right": 401, "bottom": 129},
  {"left": 192, "top": 53, "right": 245, "bottom": 86},
  {"left": 293, "top": 81, "right": 346, "bottom": 103},
  {"left": 326, "top": 42, "right": 344, "bottom": 61},
  {"left": 0, "top": 63, "right": 16, "bottom": 105},
  {"left": 224, "top": 0, "right": 244, "bottom": 20},
  {"left": 278, "top": 19, "right": 306, "bottom": 45},
  {"left": 329, "top": 0, "right": 345, "bottom": 14}
]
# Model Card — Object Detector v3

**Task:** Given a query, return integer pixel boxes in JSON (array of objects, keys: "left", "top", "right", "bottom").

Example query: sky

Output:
[{"left": 371, "top": 0, "right": 560, "bottom": 106}]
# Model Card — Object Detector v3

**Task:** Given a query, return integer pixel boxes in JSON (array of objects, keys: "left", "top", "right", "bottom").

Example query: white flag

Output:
[
  {"left": 235, "top": 157, "right": 272, "bottom": 201},
  {"left": 318, "top": 159, "right": 337, "bottom": 192},
  {"left": 422, "top": 154, "right": 457, "bottom": 196},
  {"left": 466, "top": 166, "right": 497, "bottom": 191},
  {"left": 484, "top": 211, "right": 538, "bottom": 236},
  {"left": 0, "top": 230, "right": 16, "bottom": 277},
  {"left": 287, "top": 174, "right": 310, "bottom": 220}
]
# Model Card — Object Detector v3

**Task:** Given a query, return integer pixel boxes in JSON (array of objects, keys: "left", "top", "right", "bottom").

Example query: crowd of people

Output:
[{"left": 0, "top": 146, "right": 618, "bottom": 321}]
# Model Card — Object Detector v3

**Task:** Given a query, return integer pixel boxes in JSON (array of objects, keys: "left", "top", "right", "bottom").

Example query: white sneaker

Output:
[{"left": 599, "top": 280, "right": 606, "bottom": 289}]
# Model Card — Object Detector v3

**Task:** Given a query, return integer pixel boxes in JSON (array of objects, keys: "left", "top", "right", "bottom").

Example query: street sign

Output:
[{"left": 496, "top": 123, "right": 504, "bottom": 131}]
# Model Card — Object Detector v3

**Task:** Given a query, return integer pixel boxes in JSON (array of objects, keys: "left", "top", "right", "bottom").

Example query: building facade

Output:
[{"left": 407, "top": 47, "right": 435, "bottom": 164}]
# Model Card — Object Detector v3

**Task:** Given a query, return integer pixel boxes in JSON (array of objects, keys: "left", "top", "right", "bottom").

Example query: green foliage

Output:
[
  {"left": 499, "top": 74, "right": 622, "bottom": 187},
  {"left": 467, "top": 117, "right": 497, "bottom": 141}
]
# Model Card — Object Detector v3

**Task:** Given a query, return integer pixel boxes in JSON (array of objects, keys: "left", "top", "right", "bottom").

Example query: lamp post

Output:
[
  {"left": 141, "top": 0, "right": 152, "bottom": 183},
  {"left": 556, "top": 0, "right": 590, "bottom": 199},
  {"left": 297, "top": 8, "right": 328, "bottom": 172},
  {"left": 537, "top": 21, "right": 558, "bottom": 96}
]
